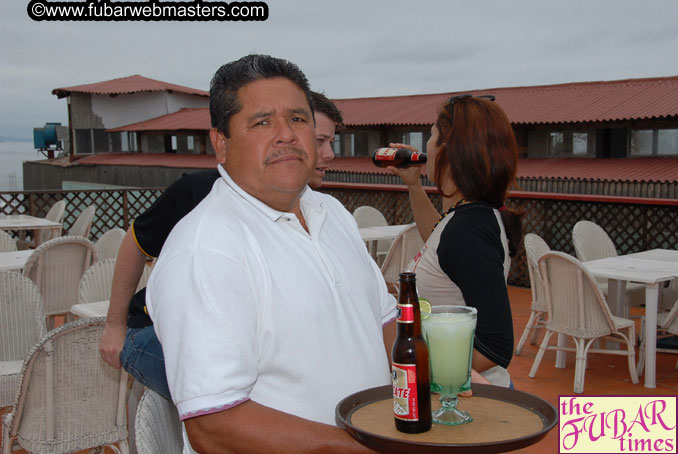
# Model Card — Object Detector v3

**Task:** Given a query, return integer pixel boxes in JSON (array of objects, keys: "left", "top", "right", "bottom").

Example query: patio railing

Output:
[{"left": 2, "top": 184, "right": 677, "bottom": 287}]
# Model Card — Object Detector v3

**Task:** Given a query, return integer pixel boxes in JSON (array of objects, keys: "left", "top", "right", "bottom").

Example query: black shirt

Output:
[{"left": 127, "top": 169, "right": 220, "bottom": 328}]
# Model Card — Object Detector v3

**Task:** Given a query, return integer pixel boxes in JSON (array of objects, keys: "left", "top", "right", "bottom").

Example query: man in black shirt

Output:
[{"left": 99, "top": 91, "right": 343, "bottom": 399}]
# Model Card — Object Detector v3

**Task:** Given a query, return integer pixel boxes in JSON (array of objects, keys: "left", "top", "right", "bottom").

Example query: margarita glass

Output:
[{"left": 421, "top": 305, "right": 477, "bottom": 425}]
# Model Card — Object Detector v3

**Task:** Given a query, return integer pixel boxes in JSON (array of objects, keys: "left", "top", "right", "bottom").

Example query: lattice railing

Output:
[{"left": 2, "top": 185, "right": 676, "bottom": 288}]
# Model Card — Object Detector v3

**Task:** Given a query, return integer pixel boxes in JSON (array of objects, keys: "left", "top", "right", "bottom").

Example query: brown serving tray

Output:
[{"left": 336, "top": 384, "right": 557, "bottom": 454}]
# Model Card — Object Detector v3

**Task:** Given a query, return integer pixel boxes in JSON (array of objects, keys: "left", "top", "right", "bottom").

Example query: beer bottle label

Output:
[
  {"left": 396, "top": 303, "right": 414, "bottom": 324},
  {"left": 411, "top": 152, "right": 421, "bottom": 162},
  {"left": 392, "top": 362, "right": 420, "bottom": 421},
  {"left": 374, "top": 148, "right": 398, "bottom": 160}
]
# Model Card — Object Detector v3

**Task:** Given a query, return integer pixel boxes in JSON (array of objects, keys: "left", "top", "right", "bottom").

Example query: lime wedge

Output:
[{"left": 419, "top": 298, "right": 431, "bottom": 316}]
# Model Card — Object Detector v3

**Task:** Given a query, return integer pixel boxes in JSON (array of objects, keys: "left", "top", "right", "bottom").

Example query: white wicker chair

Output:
[
  {"left": 528, "top": 251, "right": 639, "bottom": 394},
  {"left": 0, "top": 271, "right": 46, "bottom": 408},
  {"left": 0, "top": 230, "right": 17, "bottom": 252},
  {"left": 1, "top": 317, "right": 129, "bottom": 454},
  {"left": 78, "top": 258, "right": 117, "bottom": 305},
  {"left": 353, "top": 205, "right": 391, "bottom": 264},
  {"left": 572, "top": 220, "right": 645, "bottom": 314},
  {"left": 515, "top": 233, "right": 551, "bottom": 355},
  {"left": 379, "top": 223, "right": 423, "bottom": 292},
  {"left": 135, "top": 388, "right": 183, "bottom": 454},
  {"left": 16, "top": 201, "right": 66, "bottom": 250},
  {"left": 68, "top": 205, "right": 96, "bottom": 239},
  {"left": 95, "top": 227, "right": 126, "bottom": 262},
  {"left": 22, "top": 236, "right": 97, "bottom": 329},
  {"left": 638, "top": 296, "right": 678, "bottom": 375}
]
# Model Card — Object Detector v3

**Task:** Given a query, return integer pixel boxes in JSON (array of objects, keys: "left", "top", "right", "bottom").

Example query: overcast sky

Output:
[{"left": 2, "top": 0, "right": 677, "bottom": 139}]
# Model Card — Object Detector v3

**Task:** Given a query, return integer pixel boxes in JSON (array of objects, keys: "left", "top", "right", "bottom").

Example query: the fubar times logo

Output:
[{"left": 559, "top": 396, "right": 676, "bottom": 453}]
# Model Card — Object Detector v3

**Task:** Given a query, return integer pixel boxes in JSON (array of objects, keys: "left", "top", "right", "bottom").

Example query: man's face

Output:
[
  {"left": 309, "top": 112, "right": 336, "bottom": 188},
  {"left": 212, "top": 77, "right": 316, "bottom": 209}
]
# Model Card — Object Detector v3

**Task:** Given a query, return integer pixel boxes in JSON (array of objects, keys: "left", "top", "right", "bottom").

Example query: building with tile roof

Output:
[{"left": 23, "top": 74, "right": 678, "bottom": 197}]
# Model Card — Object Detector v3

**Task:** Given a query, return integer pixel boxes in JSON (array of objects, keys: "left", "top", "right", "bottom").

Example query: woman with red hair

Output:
[{"left": 389, "top": 94, "right": 523, "bottom": 388}]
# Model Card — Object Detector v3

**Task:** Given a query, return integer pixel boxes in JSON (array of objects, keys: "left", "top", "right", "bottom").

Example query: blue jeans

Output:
[{"left": 120, "top": 326, "right": 171, "bottom": 400}]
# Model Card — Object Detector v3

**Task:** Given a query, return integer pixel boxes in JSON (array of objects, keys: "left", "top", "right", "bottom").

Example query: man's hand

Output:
[{"left": 99, "top": 323, "right": 126, "bottom": 369}]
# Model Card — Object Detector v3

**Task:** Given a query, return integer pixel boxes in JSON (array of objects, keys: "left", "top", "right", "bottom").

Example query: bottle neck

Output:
[{"left": 397, "top": 279, "right": 422, "bottom": 336}]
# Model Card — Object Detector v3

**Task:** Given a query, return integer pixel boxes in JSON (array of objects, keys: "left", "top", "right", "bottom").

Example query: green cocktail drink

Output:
[{"left": 422, "top": 305, "right": 477, "bottom": 425}]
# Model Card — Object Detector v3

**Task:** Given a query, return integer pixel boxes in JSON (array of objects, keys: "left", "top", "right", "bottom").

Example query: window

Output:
[
  {"left": 548, "top": 131, "right": 595, "bottom": 157},
  {"left": 630, "top": 129, "right": 678, "bottom": 156},
  {"left": 401, "top": 132, "right": 424, "bottom": 152}
]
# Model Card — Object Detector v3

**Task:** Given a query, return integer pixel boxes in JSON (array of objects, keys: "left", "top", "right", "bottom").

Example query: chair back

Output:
[
  {"left": 660, "top": 298, "right": 678, "bottom": 334},
  {"left": 0, "top": 271, "right": 46, "bottom": 407},
  {"left": 95, "top": 227, "right": 126, "bottom": 262},
  {"left": 380, "top": 224, "right": 423, "bottom": 285},
  {"left": 572, "top": 220, "right": 617, "bottom": 262},
  {"left": 538, "top": 251, "right": 616, "bottom": 338},
  {"left": 22, "top": 236, "right": 96, "bottom": 325},
  {"left": 68, "top": 205, "right": 96, "bottom": 239},
  {"left": 135, "top": 388, "right": 183, "bottom": 454},
  {"left": 38, "top": 200, "right": 66, "bottom": 244},
  {"left": 352, "top": 205, "right": 388, "bottom": 228},
  {"left": 3, "top": 318, "right": 128, "bottom": 454},
  {"left": 0, "top": 230, "right": 18, "bottom": 252},
  {"left": 78, "top": 258, "right": 116, "bottom": 305},
  {"left": 524, "top": 233, "right": 551, "bottom": 312}
]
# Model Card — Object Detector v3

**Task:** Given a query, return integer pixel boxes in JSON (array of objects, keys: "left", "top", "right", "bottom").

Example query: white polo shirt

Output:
[{"left": 147, "top": 165, "right": 396, "bottom": 428}]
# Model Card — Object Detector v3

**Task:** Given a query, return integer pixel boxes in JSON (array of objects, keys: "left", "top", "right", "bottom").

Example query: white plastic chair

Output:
[
  {"left": 68, "top": 205, "right": 96, "bottom": 239},
  {"left": 379, "top": 223, "right": 423, "bottom": 291},
  {"left": 0, "top": 271, "right": 46, "bottom": 408},
  {"left": 135, "top": 388, "right": 183, "bottom": 454},
  {"left": 353, "top": 205, "right": 391, "bottom": 264},
  {"left": 528, "top": 251, "right": 639, "bottom": 394},
  {"left": 572, "top": 220, "right": 645, "bottom": 314},
  {"left": 638, "top": 296, "right": 678, "bottom": 375},
  {"left": 95, "top": 227, "right": 126, "bottom": 262},
  {"left": 515, "top": 233, "right": 551, "bottom": 355},
  {"left": 1, "top": 317, "right": 129, "bottom": 454},
  {"left": 39, "top": 200, "right": 66, "bottom": 245},
  {"left": 0, "top": 230, "right": 17, "bottom": 252},
  {"left": 22, "top": 236, "right": 97, "bottom": 329}
]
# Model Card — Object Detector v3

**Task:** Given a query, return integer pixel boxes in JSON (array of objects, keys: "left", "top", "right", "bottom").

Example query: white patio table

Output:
[
  {"left": 0, "top": 250, "right": 33, "bottom": 272},
  {"left": 582, "top": 249, "right": 678, "bottom": 388},
  {"left": 70, "top": 300, "right": 110, "bottom": 318},
  {"left": 359, "top": 224, "right": 410, "bottom": 261},
  {"left": 0, "top": 214, "right": 62, "bottom": 246}
]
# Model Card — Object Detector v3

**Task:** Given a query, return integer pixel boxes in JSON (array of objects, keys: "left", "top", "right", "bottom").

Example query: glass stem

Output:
[{"left": 440, "top": 394, "right": 459, "bottom": 411}]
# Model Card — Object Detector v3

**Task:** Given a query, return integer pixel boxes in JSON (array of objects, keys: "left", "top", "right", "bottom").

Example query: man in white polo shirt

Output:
[{"left": 146, "top": 54, "right": 396, "bottom": 453}]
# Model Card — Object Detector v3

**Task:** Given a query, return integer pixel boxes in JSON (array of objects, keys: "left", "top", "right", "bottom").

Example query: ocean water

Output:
[{"left": 0, "top": 141, "right": 44, "bottom": 191}]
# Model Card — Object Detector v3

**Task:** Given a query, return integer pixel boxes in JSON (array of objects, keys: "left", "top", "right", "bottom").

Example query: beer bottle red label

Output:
[
  {"left": 392, "top": 363, "right": 420, "bottom": 421},
  {"left": 396, "top": 303, "right": 414, "bottom": 324},
  {"left": 373, "top": 148, "right": 398, "bottom": 160}
]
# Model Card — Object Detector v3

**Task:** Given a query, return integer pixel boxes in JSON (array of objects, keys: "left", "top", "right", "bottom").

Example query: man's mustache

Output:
[{"left": 264, "top": 147, "right": 308, "bottom": 164}]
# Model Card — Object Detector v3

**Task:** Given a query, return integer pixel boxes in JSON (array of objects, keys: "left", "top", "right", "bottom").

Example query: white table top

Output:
[
  {"left": 0, "top": 214, "right": 62, "bottom": 230},
  {"left": 583, "top": 249, "right": 678, "bottom": 284},
  {"left": 359, "top": 224, "right": 410, "bottom": 242},
  {"left": 70, "top": 300, "right": 110, "bottom": 318},
  {"left": 0, "top": 250, "right": 33, "bottom": 271}
]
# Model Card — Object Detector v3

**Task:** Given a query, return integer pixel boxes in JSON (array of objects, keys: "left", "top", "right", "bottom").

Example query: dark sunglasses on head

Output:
[{"left": 445, "top": 93, "right": 496, "bottom": 106}]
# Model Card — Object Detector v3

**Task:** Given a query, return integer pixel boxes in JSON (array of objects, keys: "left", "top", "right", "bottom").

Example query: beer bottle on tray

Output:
[
  {"left": 372, "top": 147, "right": 427, "bottom": 168},
  {"left": 391, "top": 272, "right": 432, "bottom": 433}
]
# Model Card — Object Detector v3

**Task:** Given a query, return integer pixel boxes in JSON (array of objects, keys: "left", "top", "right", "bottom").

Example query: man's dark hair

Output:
[
  {"left": 209, "top": 54, "right": 313, "bottom": 137},
  {"left": 311, "top": 91, "right": 343, "bottom": 127}
]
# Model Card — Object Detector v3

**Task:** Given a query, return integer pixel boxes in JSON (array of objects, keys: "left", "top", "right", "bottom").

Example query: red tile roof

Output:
[
  {"left": 333, "top": 75, "right": 678, "bottom": 126},
  {"left": 102, "top": 75, "right": 678, "bottom": 132},
  {"left": 52, "top": 75, "right": 208, "bottom": 99},
  {"left": 107, "top": 108, "right": 210, "bottom": 132},
  {"left": 71, "top": 154, "right": 678, "bottom": 183},
  {"left": 328, "top": 157, "right": 678, "bottom": 183},
  {"left": 75, "top": 152, "right": 217, "bottom": 168}
]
